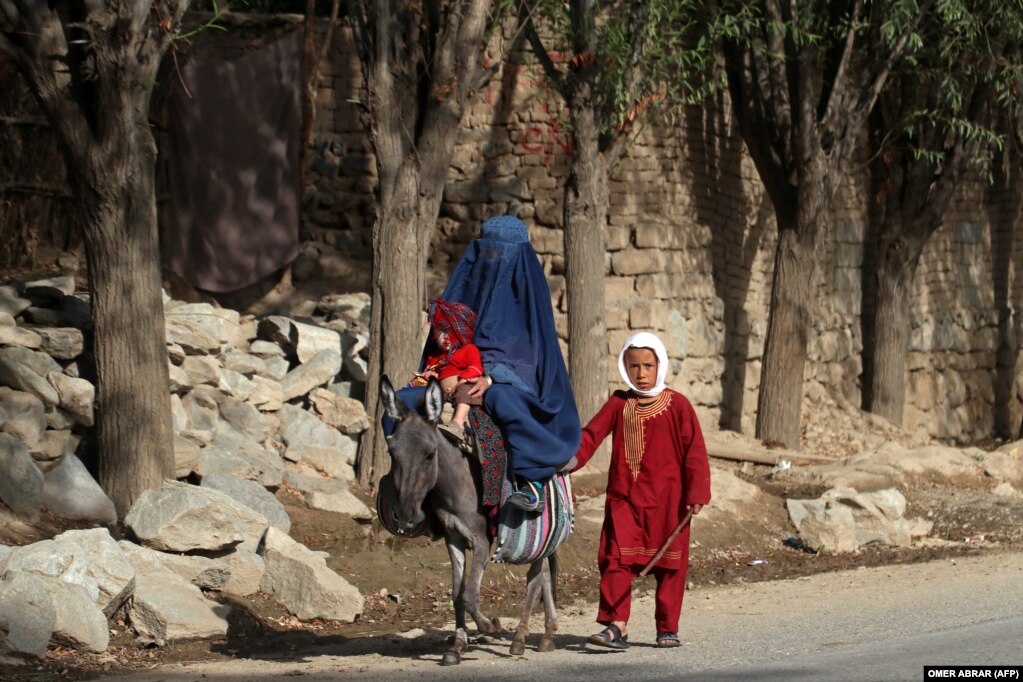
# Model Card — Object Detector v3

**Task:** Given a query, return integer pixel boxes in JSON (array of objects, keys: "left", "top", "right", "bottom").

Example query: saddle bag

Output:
[{"left": 491, "top": 473, "right": 574, "bottom": 565}]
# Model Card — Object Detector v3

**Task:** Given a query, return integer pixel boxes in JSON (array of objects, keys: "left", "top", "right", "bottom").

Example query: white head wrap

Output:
[{"left": 618, "top": 331, "right": 669, "bottom": 398}]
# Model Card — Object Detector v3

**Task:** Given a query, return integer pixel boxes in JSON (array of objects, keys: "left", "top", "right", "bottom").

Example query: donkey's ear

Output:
[
  {"left": 380, "top": 375, "right": 406, "bottom": 422},
  {"left": 423, "top": 378, "right": 444, "bottom": 424}
]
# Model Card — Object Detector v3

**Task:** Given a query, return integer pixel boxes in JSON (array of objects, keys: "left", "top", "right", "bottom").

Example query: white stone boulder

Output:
[
  {"left": 3, "top": 528, "right": 134, "bottom": 617},
  {"left": 125, "top": 480, "right": 268, "bottom": 553},
  {"left": 259, "top": 527, "right": 363, "bottom": 622}
]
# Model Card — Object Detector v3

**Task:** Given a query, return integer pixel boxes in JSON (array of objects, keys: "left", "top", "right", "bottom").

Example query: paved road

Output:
[{"left": 112, "top": 551, "right": 1023, "bottom": 682}]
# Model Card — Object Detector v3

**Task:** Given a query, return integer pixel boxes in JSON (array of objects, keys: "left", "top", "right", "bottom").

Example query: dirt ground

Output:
[{"left": 3, "top": 454, "right": 1022, "bottom": 682}]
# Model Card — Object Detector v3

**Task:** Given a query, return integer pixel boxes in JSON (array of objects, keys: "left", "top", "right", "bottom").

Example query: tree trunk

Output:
[
  {"left": 755, "top": 226, "right": 816, "bottom": 448},
  {"left": 868, "top": 231, "right": 918, "bottom": 426},
  {"left": 0, "top": 3, "right": 185, "bottom": 517},
  {"left": 355, "top": 112, "right": 464, "bottom": 489},
  {"left": 360, "top": 164, "right": 432, "bottom": 486},
  {"left": 864, "top": 134, "right": 965, "bottom": 428},
  {"left": 867, "top": 205, "right": 951, "bottom": 427},
  {"left": 351, "top": 0, "right": 491, "bottom": 489},
  {"left": 359, "top": 155, "right": 448, "bottom": 487},
  {"left": 755, "top": 140, "right": 835, "bottom": 449},
  {"left": 990, "top": 156, "right": 1022, "bottom": 439},
  {"left": 72, "top": 122, "right": 174, "bottom": 518},
  {"left": 564, "top": 97, "right": 609, "bottom": 437}
]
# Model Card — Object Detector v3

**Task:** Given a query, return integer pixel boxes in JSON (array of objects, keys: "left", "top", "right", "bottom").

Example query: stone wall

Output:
[
  {"left": 4, "top": 13, "right": 1019, "bottom": 445},
  {"left": 903, "top": 174, "right": 1023, "bottom": 442},
  {"left": 299, "top": 17, "right": 1023, "bottom": 444}
]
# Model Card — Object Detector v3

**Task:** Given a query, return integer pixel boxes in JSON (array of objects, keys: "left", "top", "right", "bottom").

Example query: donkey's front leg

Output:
[
  {"left": 442, "top": 539, "right": 470, "bottom": 666},
  {"left": 436, "top": 509, "right": 475, "bottom": 551},
  {"left": 463, "top": 528, "right": 501, "bottom": 639}
]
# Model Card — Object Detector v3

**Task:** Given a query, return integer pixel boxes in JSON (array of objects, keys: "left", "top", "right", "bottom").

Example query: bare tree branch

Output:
[
  {"left": 820, "top": 0, "right": 863, "bottom": 131},
  {"left": 517, "top": 0, "right": 566, "bottom": 93},
  {"left": 369, "top": 0, "right": 403, "bottom": 171},
  {"left": 763, "top": 0, "right": 793, "bottom": 153},
  {"left": 853, "top": 0, "right": 937, "bottom": 125},
  {"left": 452, "top": 0, "right": 490, "bottom": 99},
  {"left": 724, "top": 39, "right": 791, "bottom": 210},
  {"left": 301, "top": 0, "right": 340, "bottom": 178},
  {"left": 618, "top": 0, "right": 652, "bottom": 110},
  {"left": 603, "top": 0, "right": 653, "bottom": 164},
  {"left": 127, "top": 0, "right": 150, "bottom": 34},
  {"left": 3, "top": 4, "right": 86, "bottom": 151}
]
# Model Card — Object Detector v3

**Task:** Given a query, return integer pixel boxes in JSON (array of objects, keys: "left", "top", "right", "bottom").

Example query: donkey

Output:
[{"left": 379, "top": 375, "right": 563, "bottom": 665}]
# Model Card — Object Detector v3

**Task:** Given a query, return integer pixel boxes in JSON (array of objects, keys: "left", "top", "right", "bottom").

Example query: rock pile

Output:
[
  {"left": 799, "top": 393, "right": 931, "bottom": 460},
  {"left": 0, "top": 276, "right": 376, "bottom": 658},
  {"left": 786, "top": 487, "right": 933, "bottom": 554},
  {"left": 779, "top": 440, "right": 1023, "bottom": 553}
]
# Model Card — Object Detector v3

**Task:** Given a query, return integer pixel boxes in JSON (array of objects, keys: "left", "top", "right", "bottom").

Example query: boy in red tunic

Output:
[
  {"left": 572, "top": 331, "right": 712, "bottom": 649},
  {"left": 408, "top": 298, "right": 483, "bottom": 445}
]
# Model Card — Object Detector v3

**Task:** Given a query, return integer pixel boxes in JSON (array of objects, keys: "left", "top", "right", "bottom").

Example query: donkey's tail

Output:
[{"left": 548, "top": 552, "right": 559, "bottom": 607}]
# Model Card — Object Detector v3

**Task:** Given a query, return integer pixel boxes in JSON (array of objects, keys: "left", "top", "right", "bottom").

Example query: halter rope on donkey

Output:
[{"left": 378, "top": 375, "right": 573, "bottom": 665}]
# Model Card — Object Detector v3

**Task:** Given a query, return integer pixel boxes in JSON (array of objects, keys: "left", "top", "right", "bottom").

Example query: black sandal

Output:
[
  {"left": 656, "top": 631, "right": 680, "bottom": 648},
  {"left": 588, "top": 623, "right": 629, "bottom": 650}
]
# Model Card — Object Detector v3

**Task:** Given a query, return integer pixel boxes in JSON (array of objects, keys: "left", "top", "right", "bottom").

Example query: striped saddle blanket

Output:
[{"left": 491, "top": 474, "right": 574, "bottom": 565}]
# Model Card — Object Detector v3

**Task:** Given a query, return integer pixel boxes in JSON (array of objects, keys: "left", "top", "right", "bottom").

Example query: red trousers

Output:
[{"left": 596, "top": 551, "right": 688, "bottom": 633}]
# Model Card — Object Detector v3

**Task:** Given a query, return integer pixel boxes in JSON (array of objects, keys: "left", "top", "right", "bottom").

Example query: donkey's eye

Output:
[{"left": 425, "top": 449, "right": 436, "bottom": 461}]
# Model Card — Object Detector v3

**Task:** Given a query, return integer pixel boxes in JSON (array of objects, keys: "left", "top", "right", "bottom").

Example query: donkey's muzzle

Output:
[
  {"left": 397, "top": 509, "right": 427, "bottom": 531},
  {"left": 377, "top": 473, "right": 430, "bottom": 539}
]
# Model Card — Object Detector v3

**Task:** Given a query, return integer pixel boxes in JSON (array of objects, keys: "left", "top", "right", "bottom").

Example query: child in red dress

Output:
[
  {"left": 572, "top": 331, "right": 712, "bottom": 649},
  {"left": 409, "top": 298, "right": 483, "bottom": 445}
]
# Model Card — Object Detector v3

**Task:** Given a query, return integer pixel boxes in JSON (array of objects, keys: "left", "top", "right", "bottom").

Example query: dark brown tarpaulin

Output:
[{"left": 161, "top": 29, "right": 303, "bottom": 293}]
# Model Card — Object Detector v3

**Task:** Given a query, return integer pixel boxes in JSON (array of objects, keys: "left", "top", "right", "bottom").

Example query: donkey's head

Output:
[{"left": 380, "top": 375, "right": 447, "bottom": 532}]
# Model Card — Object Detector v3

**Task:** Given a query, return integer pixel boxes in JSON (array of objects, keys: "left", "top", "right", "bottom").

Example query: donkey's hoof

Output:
[
  {"left": 509, "top": 640, "right": 526, "bottom": 656},
  {"left": 537, "top": 636, "right": 556, "bottom": 653},
  {"left": 478, "top": 616, "right": 501, "bottom": 637},
  {"left": 441, "top": 651, "right": 462, "bottom": 666}
]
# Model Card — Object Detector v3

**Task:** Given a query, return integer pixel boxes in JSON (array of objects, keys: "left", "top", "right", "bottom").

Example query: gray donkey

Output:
[{"left": 379, "top": 375, "right": 563, "bottom": 665}]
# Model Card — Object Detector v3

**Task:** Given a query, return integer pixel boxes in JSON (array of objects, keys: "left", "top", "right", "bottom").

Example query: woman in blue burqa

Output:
[{"left": 388, "top": 215, "right": 581, "bottom": 510}]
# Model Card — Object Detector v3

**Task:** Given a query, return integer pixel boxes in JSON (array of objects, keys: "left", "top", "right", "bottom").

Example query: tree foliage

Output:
[
  {"left": 717, "top": 0, "right": 928, "bottom": 215},
  {"left": 872, "top": 0, "right": 1023, "bottom": 180},
  {"left": 520, "top": 0, "right": 713, "bottom": 141}
]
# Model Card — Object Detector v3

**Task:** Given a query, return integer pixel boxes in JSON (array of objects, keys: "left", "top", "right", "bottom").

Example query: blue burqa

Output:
[{"left": 397, "top": 215, "right": 582, "bottom": 481}]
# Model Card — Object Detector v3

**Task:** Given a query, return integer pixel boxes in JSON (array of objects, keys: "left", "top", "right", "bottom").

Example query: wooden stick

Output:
[
  {"left": 704, "top": 436, "right": 837, "bottom": 465},
  {"left": 639, "top": 508, "right": 695, "bottom": 577}
]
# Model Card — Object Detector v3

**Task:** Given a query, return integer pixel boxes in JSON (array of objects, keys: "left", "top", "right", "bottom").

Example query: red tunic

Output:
[
  {"left": 575, "top": 389, "right": 712, "bottom": 570},
  {"left": 424, "top": 344, "right": 483, "bottom": 382}
]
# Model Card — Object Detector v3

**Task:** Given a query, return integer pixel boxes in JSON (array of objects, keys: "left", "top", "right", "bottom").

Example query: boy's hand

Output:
[{"left": 687, "top": 504, "right": 703, "bottom": 516}]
